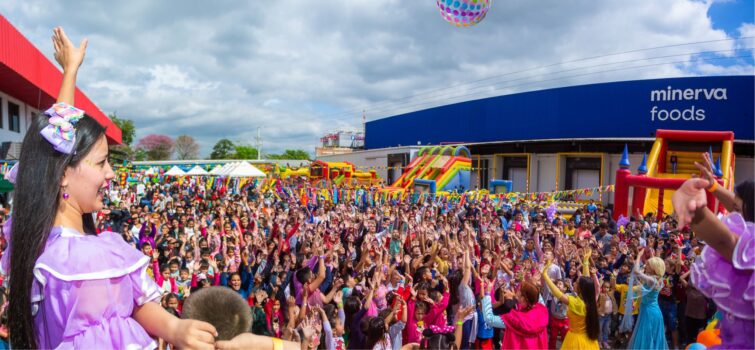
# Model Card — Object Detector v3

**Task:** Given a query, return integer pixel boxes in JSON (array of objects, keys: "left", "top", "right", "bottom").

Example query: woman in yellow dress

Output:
[{"left": 542, "top": 250, "right": 601, "bottom": 349}]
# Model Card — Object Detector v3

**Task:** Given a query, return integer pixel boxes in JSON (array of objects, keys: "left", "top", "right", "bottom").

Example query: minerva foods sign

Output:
[
  {"left": 650, "top": 86, "right": 727, "bottom": 122},
  {"left": 365, "top": 76, "right": 755, "bottom": 149}
]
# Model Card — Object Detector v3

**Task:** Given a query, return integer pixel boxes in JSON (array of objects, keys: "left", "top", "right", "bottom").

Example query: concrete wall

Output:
[{"left": 734, "top": 156, "right": 754, "bottom": 187}]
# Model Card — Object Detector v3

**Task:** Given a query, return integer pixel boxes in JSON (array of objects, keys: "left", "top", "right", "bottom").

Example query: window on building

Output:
[
  {"left": 0, "top": 98, "right": 3, "bottom": 128},
  {"left": 8, "top": 102, "right": 20, "bottom": 133},
  {"left": 472, "top": 158, "right": 490, "bottom": 190}
]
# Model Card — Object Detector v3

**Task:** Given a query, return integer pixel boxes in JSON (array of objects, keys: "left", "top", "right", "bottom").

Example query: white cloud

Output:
[
  {"left": 740, "top": 23, "right": 755, "bottom": 38},
  {"left": 263, "top": 99, "right": 281, "bottom": 107},
  {"left": 1, "top": 0, "right": 752, "bottom": 156}
]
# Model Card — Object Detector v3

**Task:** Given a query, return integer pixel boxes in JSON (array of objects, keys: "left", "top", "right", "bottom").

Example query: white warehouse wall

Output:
[{"left": 0, "top": 90, "right": 36, "bottom": 145}]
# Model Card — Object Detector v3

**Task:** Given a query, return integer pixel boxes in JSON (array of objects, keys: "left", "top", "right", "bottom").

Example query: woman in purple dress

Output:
[
  {"left": 3, "top": 28, "right": 217, "bottom": 349},
  {"left": 672, "top": 157, "right": 753, "bottom": 350}
]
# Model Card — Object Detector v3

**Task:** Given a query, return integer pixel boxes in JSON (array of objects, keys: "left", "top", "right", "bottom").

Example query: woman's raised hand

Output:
[
  {"left": 672, "top": 177, "right": 710, "bottom": 227},
  {"left": 695, "top": 152, "right": 717, "bottom": 184},
  {"left": 52, "top": 27, "right": 87, "bottom": 71}
]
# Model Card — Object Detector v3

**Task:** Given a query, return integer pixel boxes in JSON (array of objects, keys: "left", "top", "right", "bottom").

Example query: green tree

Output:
[
  {"left": 233, "top": 144, "right": 259, "bottom": 159},
  {"left": 109, "top": 113, "right": 136, "bottom": 146},
  {"left": 109, "top": 144, "right": 133, "bottom": 163},
  {"left": 210, "top": 139, "right": 235, "bottom": 159},
  {"left": 134, "top": 148, "right": 148, "bottom": 161},
  {"left": 268, "top": 149, "right": 310, "bottom": 160}
]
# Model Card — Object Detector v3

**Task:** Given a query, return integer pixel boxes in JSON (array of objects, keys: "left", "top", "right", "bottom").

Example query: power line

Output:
[
  {"left": 346, "top": 48, "right": 746, "bottom": 119},
  {"left": 356, "top": 53, "right": 753, "bottom": 119},
  {"left": 347, "top": 49, "right": 751, "bottom": 119},
  {"left": 328, "top": 37, "right": 753, "bottom": 121},
  {"left": 319, "top": 36, "right": 753, "bottom": 122}
]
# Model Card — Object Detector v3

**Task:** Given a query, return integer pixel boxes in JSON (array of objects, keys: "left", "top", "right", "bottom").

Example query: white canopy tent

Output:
[
  {"left": 216, "top": 162, "right": 237, "bottom": 176},
  {"left": 225, "top": 162, "right": 266, "bottom": 178},
  {"left": 143, "top": 167, "right": 156, "bottom": 175},
  {"left": 208, "top": 165, "right": 224, "bottom": 175},
  {"left": 186, "top": 165, "right": 209, "bottom": 176},
  {"left": 164, "top": 166, "right": 186, "bottom": 176}
]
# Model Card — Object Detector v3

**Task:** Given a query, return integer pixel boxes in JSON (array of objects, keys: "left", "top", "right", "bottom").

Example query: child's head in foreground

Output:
[{"left": 181, "top": 286, "right": 251, "bottom": 340}]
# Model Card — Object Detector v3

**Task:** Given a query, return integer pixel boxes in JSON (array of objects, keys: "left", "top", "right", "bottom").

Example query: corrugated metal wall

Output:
[{"left": 365, "top": 76, "right": 754, "bottom": 149}]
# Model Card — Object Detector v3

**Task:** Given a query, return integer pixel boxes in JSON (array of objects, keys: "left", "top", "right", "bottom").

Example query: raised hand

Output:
[
  {"left": 672, "top": 178, "right": 710, "bottom": 227},
  {"left": 695, "top": 152, "right": 717, "bottom": 184},
  {"left": 52, "top": 27, "right": 87, "bottom": 71},
  {"left": 300, "top": 317, "right": 317, "bottom": 346},
  {"left": 455, "top": 305, "right": 475, "bottom": 320},
  {"left": 485, "top": 280, "right": 494, "bottom": 294}
]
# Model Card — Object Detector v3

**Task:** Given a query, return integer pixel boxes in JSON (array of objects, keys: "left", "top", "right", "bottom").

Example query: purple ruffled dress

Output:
[
  {"left": 690, "top": 212, "right": 754, "bottom": 350},
  {"left": 1, "top": 225, "right": 162, "bottom": 349}
]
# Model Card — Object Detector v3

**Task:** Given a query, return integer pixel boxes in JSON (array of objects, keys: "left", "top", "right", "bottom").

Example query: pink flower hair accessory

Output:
[
  {"left": 40, "top": 102, "right": 85, "bottom": 154},
  {"left": 428, "top": 324, "right": 455, "bottom": 334}
]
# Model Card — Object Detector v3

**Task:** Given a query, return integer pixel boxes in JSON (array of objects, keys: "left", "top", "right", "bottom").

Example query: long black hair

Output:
[
  {"left": 362, "top": 316, "right": 387, "bottom": 349},
  {"left": 735, "top": 181, "right": 754, "bottom": 222},
  {"left": 9, "top": 114, "right": 106, "bottom": 349},
  {"left": 343, "top": 295, "right": 362, "bottom": 334},
  {"left": 447, "top": 269, "right": 462, "bottom": 307},
  {"left": 421, "top": 328, "right": 456, "bottom": 350},
  {"left": 577, "top": 276, "right": 600, "bottom": 341}
]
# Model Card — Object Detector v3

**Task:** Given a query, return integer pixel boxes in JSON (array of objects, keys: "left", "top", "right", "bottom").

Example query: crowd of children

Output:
[{"left": 67, "top": 170, "right": 744, "bottom": 350}]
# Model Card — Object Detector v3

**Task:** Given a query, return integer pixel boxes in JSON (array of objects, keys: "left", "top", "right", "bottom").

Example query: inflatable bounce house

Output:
[
  {"left": 280, "top": 161, "right": 378, "bottom": 187},
  {"left": 382, "top": 145, "right": 471, "bottom": 194},
  {"left": 613, "top": 129, "right": 735, "bottom": 220},
  {"left": 489, "top": 179, "right": 513, "bottom": 194}
]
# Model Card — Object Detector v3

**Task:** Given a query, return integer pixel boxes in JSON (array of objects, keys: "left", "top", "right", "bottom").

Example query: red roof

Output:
[{"left": 0, "top": 15, "right": 121, "bottom": 144}]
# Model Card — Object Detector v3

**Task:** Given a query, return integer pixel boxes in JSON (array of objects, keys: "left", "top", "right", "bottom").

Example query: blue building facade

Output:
[{"left": 365, "top": 76, "right": 754, "bottom": 149}]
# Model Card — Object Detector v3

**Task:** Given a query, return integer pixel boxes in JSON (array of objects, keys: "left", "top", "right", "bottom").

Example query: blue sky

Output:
[
  {"left": 709, "top": 0, "right": 754, "bottom": 34},
  {"left": 1, "top": 1, "right": 753, "bottom": 156},
  {"left": 707, "top": 0, "right": 755, "bottom": 68}
]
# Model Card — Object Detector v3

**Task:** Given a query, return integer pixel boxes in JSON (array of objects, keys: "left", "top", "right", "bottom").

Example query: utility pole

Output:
[
  {"left": 255, "top": 127, "right": 262, "bottom": 160},
  {"left": 362, "top": 110, "right": 366, "bottom": 149}
]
